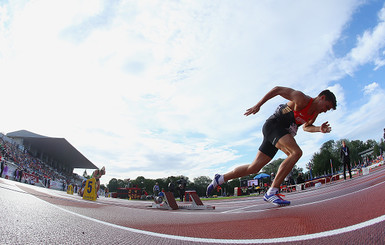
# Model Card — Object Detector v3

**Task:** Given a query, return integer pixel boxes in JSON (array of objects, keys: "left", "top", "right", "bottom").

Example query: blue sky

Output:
[{"left": 1, "top": 0, "right": 385, "bottom": 185}]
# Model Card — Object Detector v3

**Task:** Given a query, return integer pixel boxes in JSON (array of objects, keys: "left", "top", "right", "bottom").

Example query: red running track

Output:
[{"left": 1, "top": 165, "right": 385, "bottom": 244}]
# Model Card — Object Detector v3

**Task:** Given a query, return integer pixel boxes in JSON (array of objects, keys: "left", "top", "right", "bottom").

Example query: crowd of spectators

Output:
[{"left": 0, "top": 134, "right": 83, "bottom": 188}]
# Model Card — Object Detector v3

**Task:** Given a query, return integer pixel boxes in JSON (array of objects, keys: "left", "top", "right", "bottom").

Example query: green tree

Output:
[
  {"left": 311, "top": 140, "right": 338, "bottom": 177},
  {"left": 221, "top": 178, "right": 240, "bottom": 196},
  {"left": 193, "top": 176, "right": 211, "bottom": 186},
  {"left": 290, "top": 165, "right": 304, "bottom": 183},
  {"left": 310, "top": 138, "right": 382, "bottom": 176},
  {"left": 373, "top": 143, "right": 380, "bottom": 157},
  {"left": 312, "top": 150, "right": 331, "bottom": 177},
  {"left": 262, "top": 158, "right": 284, "bottom": 176},
  {"left": 130, "top": 176, "right": 153, "bottom": 195},
  {"left": 192, "top": 176, "right": 212, "bottom": 197},
  {"left": 365, "top": 139, "right": 377, "bottom": 149},
  {"left": 107, "top": 178, "right": 119, "bottom": 192},
  {"left": 349, "top": 140, "right": 366, "bottom": 164},
  {"left": 117, "top": 179, "right": 126, "bottom": 189},
  {"left": 262, "top": 158, "right": 306, "bottom": 184},
  {"left": 379, "top": 139, "right": 385, "bottom": 154}
]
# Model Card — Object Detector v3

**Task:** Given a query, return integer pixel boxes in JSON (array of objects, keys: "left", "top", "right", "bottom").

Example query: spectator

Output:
[
  {"left": 159, "top": 188, "right": 165, "bottom": 197},
  {"left": 340, "top": 141, "right": 352, "bottom": 180},
  {"left": 13, "top": 168, "right": 18, "bottom": 181},
  {"left": 284, "top": 175, "right": 289, "bottom": 186},
  {"left": 0, "top": 156, "right": 3, "bottom": 178},
  {"left": 78, "top": 179, "right": 86, "bottom": 197},
  {"left": 168, "top": 181, "right": 175, "bottom": 193},
  {"left": 19, "top": 168, "right": 23, "bottom": 182},
  {"left": 167, "top": 180, "right": 175, "bottom": 197},
  {"left": 270, "top": 172, "right": 275, "bottom": 185},
  {"left": 296, "top": 172, "right": 305, "bottom": 190},
  {"left": 356, "top": 161, "right": 362, "bottom": 176},
  {"left": 153, "top": 182, "right": 160, "bottom": 197},
  {"left": 3, "top": 163, "right": 8, "bottom": 179},
  {"left": 177, "top": 177, "right": 187, "bottom": 202}
]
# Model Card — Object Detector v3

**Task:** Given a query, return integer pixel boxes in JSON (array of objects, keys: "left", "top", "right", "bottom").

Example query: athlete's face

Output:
[{"left": 319, "top": 97, "right": 334, "bottom": 113}]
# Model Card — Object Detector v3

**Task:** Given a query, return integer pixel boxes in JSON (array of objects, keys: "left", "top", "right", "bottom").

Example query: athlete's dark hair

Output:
[{"left": 318, "top": 89, "right": 337, "bottom": 110}]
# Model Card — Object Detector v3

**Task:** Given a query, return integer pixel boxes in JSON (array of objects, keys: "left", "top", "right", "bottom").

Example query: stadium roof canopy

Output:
[{"left": 6, "top": 130, "right": 97, "bottom": 170}]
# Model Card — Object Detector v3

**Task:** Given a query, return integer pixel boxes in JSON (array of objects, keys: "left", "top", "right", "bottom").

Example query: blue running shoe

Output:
[
  {"left": 206, "top": 174, "right": 221, "bottom": 196},
  {"left": 264, "top": 191, "right": 290, "bottom": 206}
]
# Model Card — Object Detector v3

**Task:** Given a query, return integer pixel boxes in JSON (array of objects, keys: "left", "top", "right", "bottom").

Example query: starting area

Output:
[{"left": 152, "top": 190, "right": 215, "bottom": 210}]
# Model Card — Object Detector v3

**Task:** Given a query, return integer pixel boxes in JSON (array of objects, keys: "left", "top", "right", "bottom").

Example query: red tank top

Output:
[{"left": 293, "top": 98, "right": 315, "bottom": 125}]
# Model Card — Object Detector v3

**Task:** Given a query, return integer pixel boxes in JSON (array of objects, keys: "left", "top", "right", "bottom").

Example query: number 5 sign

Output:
[
  {"left": 83, "top": 178, "right": 97, "bottom": 201},
  {"left": 67, "top": 185, "right": 74, "bottom": 195}
]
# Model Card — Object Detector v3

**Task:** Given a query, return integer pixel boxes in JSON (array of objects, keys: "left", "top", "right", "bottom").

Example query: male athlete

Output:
[{"left": 206, "top": 86, "right": 337, "bottom": 206}]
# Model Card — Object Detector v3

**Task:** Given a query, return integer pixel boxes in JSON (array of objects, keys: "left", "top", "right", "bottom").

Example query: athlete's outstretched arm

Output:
[
  {"left": 244, "top": 86, "right": 307, "bottom": 116},
  {"left": 303, "top": 120, "right": 331, "bottom": 133}
]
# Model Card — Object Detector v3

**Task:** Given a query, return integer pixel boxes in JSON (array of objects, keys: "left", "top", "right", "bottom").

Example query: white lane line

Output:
[{"left": 222, "top": 177, "right": 385, "bottom": 214}]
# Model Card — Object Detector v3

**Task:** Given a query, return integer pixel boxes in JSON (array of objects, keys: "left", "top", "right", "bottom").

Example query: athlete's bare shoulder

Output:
[
  {"left": 285, "top": 89, "right": 311, "bottom": 110},
  {"left": 277, "top": 87, "right": 307, "bottom": 103}
]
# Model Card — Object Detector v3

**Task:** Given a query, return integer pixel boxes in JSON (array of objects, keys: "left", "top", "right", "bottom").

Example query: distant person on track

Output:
[
  {"left": 78, "top": 179, "right": 86, "bottom": 197},
  {"left": 340, "top": 141, "right": 352, "bottom": 180},
  {"left": 153, "top": 182, "right": 160, "bottom": 197},
  {"left": 3, "top": 163, "right": 8, "bottom": 179},
  {"left": 177, "top": 177, "right": 187, "bottom": 202},
  {"left": 206, "top": 86, "right": 337, "bottom": 206},
  {"left": 168, "top": 180, "right": 175, "bottom": 193},
  {"left": 296, "top": 172, "right": 305, "bottom": 190},
  {"left": 0, "top": 155, "right": 4, "bottom": 178},
  {"left": 92, "top": 166, "right": 106, "bottom": 196}
]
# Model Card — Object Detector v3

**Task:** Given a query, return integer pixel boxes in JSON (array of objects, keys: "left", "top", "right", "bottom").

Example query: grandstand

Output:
[{"left": 1, "top": 130, "right": 97, "bottom": 190}]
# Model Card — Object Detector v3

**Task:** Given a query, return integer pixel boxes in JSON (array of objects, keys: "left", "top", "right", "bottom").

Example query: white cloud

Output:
[
  {"left": 335, "top": 4, "right": 385, "bottom": 75},
  {"left": 363, "top": 82, "right": 380, "bottom": 95},
  {"left": 3, "top": 0, "right": 384, "bottom": 184},
  {"left": 340, "top": 84, "right": 385, "bottom": 141}
]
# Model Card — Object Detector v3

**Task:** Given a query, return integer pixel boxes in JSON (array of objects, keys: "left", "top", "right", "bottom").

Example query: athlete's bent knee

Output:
[{"left": 291, "top": 149, "right": 302, "bottom": 160}]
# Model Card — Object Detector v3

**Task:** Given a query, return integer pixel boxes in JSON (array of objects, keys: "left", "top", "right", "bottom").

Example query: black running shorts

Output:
[{"left": 259, "top": 118, "right": 290, "bottom": 158}]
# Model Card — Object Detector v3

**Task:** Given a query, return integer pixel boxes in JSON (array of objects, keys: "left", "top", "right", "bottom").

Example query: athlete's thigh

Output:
[
  {"left": 275, "top": 134, "right": 301, "bottom": 155},
  {"left": 251, "top": 150, "right": 272, "bottom": 167},
  {"left": 247, "top": 150, "right": 272, "bottom": 174}
]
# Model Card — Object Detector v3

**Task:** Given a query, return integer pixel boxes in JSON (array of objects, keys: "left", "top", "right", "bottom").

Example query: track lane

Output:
[{"left": 1, "top": 165, "right": 385, "bottom": 243}]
